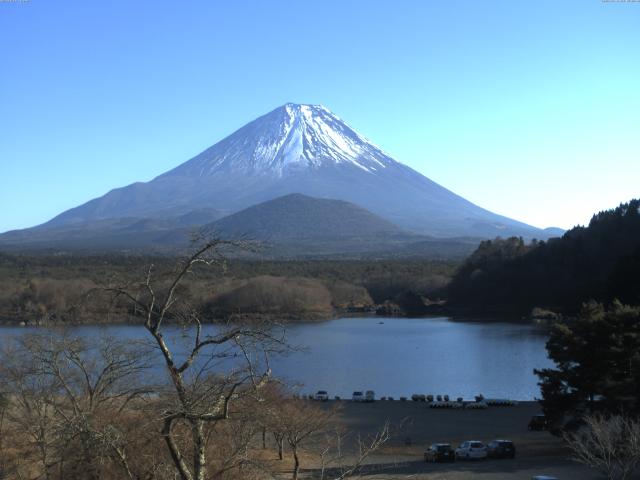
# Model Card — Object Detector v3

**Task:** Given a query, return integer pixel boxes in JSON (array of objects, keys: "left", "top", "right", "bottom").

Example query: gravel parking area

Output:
[{"left": 305, "top": 400, "right": 605, "bottom": 479}]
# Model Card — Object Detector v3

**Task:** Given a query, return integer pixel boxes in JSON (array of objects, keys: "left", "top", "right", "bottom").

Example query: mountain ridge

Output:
[{"left": 0, "top": 193, "right": 481, "bottom": 259}]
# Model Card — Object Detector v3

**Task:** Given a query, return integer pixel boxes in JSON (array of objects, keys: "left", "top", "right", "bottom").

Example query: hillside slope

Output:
[
  {"left": 447, "top": 199, "right": 640, "bottom": 313},
  {"left": 209, "top": 193, "right": 405, "bottom": 240}
]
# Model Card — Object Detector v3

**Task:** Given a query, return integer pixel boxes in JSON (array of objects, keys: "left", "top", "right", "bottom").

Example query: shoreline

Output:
[{"left": 0, "top": 308, "right": 543, "bottom": 327}]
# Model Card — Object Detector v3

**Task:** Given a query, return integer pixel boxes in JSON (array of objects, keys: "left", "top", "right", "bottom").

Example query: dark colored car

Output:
[
  {"left": 487, "top": 439, "right": 516, "bottom": 459},
  {"left": 528, "top": 414, "right": 548, "bottom": 431},
  {"left": 424, "top": 443, "right": 456, "bottom": 463}
]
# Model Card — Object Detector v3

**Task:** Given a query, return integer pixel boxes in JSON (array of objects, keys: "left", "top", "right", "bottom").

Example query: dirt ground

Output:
[{"left": 297, "top": 400, "right": 606, "bottom": 479}]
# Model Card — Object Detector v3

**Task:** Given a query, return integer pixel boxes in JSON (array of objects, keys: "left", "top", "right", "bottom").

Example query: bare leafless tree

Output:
[
  {"left": 0, "top": 344, "right": 58, "bottom": 479},
  {"left": 107, "top": 238, "right": 284, "bottom": 480},
  {"left": 269, "top": 399, "right": 339, "bottom": 480},
  {"left": 318, "top": 421, "right": 391, "bottom": 480},
  {"left": 263, "top": 396, "right": 391, "bottom": 480},
  {"left": 0, "top": 333, "right": 152, "bottom": 479},
  {"left": 564, "top": 413, "right": 640, "bottom": 480}
]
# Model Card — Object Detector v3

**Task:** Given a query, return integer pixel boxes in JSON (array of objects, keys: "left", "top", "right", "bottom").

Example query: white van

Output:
[{"left": 314, "top": 390, "right": 329, "bottom": 401}]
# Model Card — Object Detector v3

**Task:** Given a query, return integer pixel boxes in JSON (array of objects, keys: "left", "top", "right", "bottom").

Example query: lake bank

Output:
[{"left": 0, "top": 303, "right": 553, "bottom": 327}]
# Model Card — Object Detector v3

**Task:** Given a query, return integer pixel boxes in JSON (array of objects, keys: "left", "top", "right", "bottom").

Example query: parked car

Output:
[
  {"left": 486, "top": 398, "right": 517, "bottom": 406},
  {"left": 314, "top": 390, "right": 329, "bottom": 401},
  {"left": 487, "top": 439, "right": 516, "bottom": 459},
  {"left": 424, "top": 443, "right": 455, "bottom": 463},
  {"left": 528, "top": 414, "right": 548, "bottom": 431},
  {"left": 464, "top": 401, "right": 488, "bottom": 409},
  {"left": 352, "top": 391, "right": 364, "bottom": 402},
  {"left": 455, "top": 441, "right": 487, "bottom": 460},
  {"left": 365, "top": 390, "right": 376, "bottom": 402}
]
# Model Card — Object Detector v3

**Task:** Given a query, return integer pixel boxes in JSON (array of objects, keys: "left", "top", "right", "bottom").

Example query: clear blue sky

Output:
[{"left": 1, "top": 0, "right": 639, "bottom": 233}]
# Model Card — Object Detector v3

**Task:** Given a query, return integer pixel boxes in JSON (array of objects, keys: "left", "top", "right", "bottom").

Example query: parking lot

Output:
[{"left": 315, "top": 400, "right": 604, "bottom": 479}]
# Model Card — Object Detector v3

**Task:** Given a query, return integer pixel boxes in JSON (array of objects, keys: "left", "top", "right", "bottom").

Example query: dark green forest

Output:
[
  {"left": 536, "top": 301, "right": 640, "bottom": 429},
  {"left": 447, "top": 199, "right": 640, "bottom": 315}
]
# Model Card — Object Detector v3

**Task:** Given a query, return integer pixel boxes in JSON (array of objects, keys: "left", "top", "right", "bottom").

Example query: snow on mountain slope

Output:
[{"left": 161, "top": 103, "right": 394, "bottom": 178}]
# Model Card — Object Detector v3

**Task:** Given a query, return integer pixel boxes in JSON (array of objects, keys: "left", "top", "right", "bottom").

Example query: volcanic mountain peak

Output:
[
  {"left": 162, "top": 103, "right": 395, "bottom": 178},
  {"left": 1, "top": 103, "right": 561, "bottom": 244}
]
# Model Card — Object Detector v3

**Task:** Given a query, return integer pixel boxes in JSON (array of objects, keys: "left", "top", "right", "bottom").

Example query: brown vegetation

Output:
[
  {"left": 0, "top": 331, "right": 340, "bottom": 479},
  {"left": 0, "top": 254, "right": 455, "bottom": 325},
  {"left": 209, "top": 275, "right": 333, "bottom": 318}
]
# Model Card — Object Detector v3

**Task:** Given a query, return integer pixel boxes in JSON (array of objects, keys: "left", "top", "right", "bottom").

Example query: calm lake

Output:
[{"left": 0, "top": 316, "right": 552, "bottom": 400}]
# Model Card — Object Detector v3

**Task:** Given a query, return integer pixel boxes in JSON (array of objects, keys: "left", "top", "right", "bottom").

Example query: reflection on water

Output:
[{"left": 0, "top": 316, "right": 551, "bottom": 400}]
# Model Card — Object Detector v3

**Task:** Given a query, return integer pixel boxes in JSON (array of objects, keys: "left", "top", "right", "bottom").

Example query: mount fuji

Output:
[{"left": 1, "top": 103, "right": 558, "bottom": 252}]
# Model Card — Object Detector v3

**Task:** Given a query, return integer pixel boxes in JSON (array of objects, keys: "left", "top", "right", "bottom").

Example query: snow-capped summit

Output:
[
  {"left": 163, "top": 103, "right": 395, "bottom": 178},
  {"left": 21, "top": 103, "right": 555, "bottom": 240}
]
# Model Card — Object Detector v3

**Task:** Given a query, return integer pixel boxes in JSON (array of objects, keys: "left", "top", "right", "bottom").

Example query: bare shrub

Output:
[
  {"left": 564, "top": 413, "right": 640, "bottom": 480},
  {"left": 9, "top": 279, "right": 99, "bottom": 324},
  {"left": 324, "top": 280, "right": 373, "bottom": 309},
  {"left": 210, "top": 275, "right": 333, "bottom": 318}
]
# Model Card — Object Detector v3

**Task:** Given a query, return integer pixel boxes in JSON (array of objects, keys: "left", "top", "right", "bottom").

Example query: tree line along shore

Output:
[{"left": 0, "top": 254, "right": 456, "bottom": 325}]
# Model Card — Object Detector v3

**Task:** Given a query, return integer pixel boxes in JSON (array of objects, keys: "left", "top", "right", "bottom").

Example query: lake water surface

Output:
[{"left": 0, "top": 316, "right": 552, "bottom": 400}]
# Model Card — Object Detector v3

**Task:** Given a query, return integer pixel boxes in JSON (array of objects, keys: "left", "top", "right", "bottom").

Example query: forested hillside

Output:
[{"left": 447, "top": 199, "right": 640, "bottom": 314}]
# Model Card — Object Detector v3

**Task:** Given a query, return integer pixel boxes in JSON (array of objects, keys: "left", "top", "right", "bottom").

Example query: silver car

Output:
[{"left": 455, "top": 440, "right": 487, "bottom": 460}]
